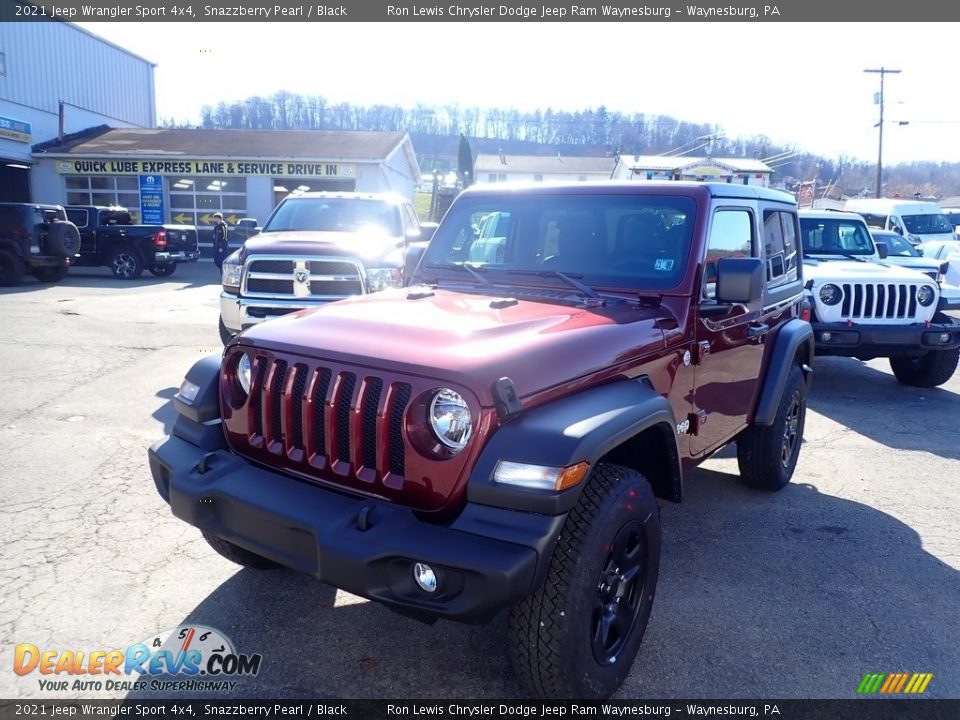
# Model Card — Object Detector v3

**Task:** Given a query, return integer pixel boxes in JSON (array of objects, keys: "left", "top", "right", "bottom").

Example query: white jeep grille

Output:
[{"left": 838, "top": 282, "right": 923, "bottom": 321}]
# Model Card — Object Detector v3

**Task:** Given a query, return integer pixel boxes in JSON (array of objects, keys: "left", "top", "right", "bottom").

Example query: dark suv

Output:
[
  {"left": 0, "top": 203, "right": 79, "bottom": 285},
  {"left": 149, "top": 182, "right": 813, "bottom": 699}
]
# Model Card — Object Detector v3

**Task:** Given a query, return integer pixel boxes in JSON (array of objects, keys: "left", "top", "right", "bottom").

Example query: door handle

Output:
[{"left": 747, "top": 322, "right": 769, "bottom": 338}]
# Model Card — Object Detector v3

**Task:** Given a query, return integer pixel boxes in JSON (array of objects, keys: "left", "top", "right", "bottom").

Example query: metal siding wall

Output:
[{"left": 0, "top": 23, "right": 154, "bottom": 127}]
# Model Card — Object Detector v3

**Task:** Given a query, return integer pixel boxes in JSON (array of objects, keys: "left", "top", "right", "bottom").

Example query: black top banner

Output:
[{"left": 1, "top": 0, "right": 958, "bottom": 22}]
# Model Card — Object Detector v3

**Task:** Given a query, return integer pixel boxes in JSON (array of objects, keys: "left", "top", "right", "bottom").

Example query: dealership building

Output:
[
  {"left": 2, "top": 22, "right": 421, "bottom": 230},
  {"left": 32, "top": 127, "right": 421, "bottom": 227}
]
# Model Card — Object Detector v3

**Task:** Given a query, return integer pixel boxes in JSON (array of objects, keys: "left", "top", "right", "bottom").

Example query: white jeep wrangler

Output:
[{"left": 798, "top": 209, "right": 959, "bottom": 387}]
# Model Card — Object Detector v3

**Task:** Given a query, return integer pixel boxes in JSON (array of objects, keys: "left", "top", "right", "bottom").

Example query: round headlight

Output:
[
  {"left": 917, "top": 285, "right": 935, "bottom": 306},
  {"left": 237, "top": 353, "right": 252, "bottom": 395},
  {"left": 428, "top": 389, "right": 473, "bottom": 452},
  {"left": 818, "top": 283, "right": 842, "bottom": 305}
]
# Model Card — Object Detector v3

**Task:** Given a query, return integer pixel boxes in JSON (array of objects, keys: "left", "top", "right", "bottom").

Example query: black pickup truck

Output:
[{"left": 64, "top": 205, "right": 200, "bottom": 279}]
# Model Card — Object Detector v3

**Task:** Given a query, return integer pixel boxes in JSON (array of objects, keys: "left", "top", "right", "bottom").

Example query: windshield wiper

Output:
[
  {"left": 810, "top": 251, "right": 868, "bottom": 263},
  {"left": 506, "top": 269, "right": 602, "bottom": 299},
  {"left": 422, "top": 262, "right": 492, "bottom": 287}
]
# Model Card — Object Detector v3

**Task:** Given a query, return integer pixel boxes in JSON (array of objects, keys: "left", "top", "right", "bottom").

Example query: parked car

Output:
[
  {"left": 844, "top": 198, "right": 956, "bottom": 246},
  {"left": 871, "top": 230, "right": 960, "bottom": 309},
  {"left": 0, "top": 203, "right": 78, "bottom": 285},
  {"left": 150, "top": 181, "right": 814, "bottom": 699},
  {"left": 940, "top": 207, "right": 960, "bottom": 238},
  {"left": 800, "top": 210, "right": 959, "bottom": 387},
  {"left": 64, "top": 205, "right": 199, "bottom": 279},
  {"left": 219, "top": 192, "right": 434, "bottom": 344}
]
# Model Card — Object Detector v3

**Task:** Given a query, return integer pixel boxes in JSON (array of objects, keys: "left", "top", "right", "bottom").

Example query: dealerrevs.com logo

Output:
[{"left": 14, "top": 625, "right": 262, "bottom": 693}]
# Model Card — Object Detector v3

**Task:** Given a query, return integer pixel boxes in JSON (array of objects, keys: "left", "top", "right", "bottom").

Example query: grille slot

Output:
[
  {"left": 251, "top": 359, "right": 268, "bottom": 437},
  {"left": 291, "top": 364, "right": 308, "bottom": 451},
  {"left": 361, "top": 378, "right": 383, "bottom": 469},
  {"left": 335, "top": 373, "right": 357, "bottom": 463},
  {"left": 312, "top": 368, "right": 333, "bottom": 455},
  {"left": 269, "top": 360, "right": 289, "bottom": 447},
  {"left": 389, "top": 383, "right": 412, "bottom": 477}
]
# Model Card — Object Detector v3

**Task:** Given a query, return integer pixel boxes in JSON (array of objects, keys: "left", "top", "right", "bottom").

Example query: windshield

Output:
[
  {"left": 902, "top": 213, "right": 954, "bottom": 234},
  {"left": 263, "top": 197, "right": 402, "bottom": 236},
  {"left": 875, "top": 232, "right": 920, "bottom": 257},
  {"left": 799, "top": 218, "right": 875, "bottom": 256},
  {"left": 420, "top": 193, "right": 697, "bottom": 291}
]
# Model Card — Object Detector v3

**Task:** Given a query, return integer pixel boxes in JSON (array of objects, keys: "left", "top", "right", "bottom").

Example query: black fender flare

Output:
[
  {"left": 171, "top": 353, "right": 227, "bottom": 451},
  {"left": 753, "top": 319, "right": 814, "bottom": 426},
  {"left": 466, "top": 377, "right": 681, "bottom": 515}
]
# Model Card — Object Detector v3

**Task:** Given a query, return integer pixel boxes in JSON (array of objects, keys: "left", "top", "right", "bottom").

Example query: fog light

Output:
[
  {"left": 941, "top": 333, "right": 951, "bottom": 343},
  {"left": 413, "top": 562, "right": 437, "bottom": 593},
  {"left": 821, "top": 332, "right": 832, "bottom": 342}
]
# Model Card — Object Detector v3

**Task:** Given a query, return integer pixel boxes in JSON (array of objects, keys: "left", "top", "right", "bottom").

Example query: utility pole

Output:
[{"left": 864, "top": 67, "right": 901, "bottom": 198}]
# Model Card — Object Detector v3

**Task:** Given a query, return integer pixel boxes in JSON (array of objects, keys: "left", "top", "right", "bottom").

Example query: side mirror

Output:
[
  {"left": 893, "top": 225, "right": 903, "bottom": 235},
  {"left": 875, "top": 241, "right": 889, "bottom": 259},
  {"left": 419, "top": 222, "right": 439, "bottom": 244},
  {"left": 715, "top": 257, "right": 764, "bottom": 305}
]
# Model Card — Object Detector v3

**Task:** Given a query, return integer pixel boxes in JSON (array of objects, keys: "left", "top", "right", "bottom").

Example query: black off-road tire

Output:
[
  {"left": 0, "top": 249, "right": 26, "bottom": 286},
  {"left": 219, "top": 316, "right": 236, "bottom": 345},
  {"left": 110, "top": 244, "right": 144, "bottom": 279},
  {"left": 201, "top": 531, "right": 281, "bottom": 570},
  {"left": 509, "top": 463, "right": 661, "bottom": 699},
  {"left": 46, "top": 221, "right": 81, "bottom": 257},
  {"left": 32, "top": 264, "right": 69, "bottom": 283},
  {"left": 889, "top": 348, "right": 960, "bottom": 388},
  {"left": 737, "top": 365, "right": 807, "bottom": 491},
  {"left": 148, "top": 263, "right": 177, "bottom": 277}
]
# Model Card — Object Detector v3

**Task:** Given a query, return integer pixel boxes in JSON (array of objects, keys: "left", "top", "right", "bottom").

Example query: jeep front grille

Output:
[
  {"left": 242, "top": 255, "right": 365, "bottom": 299},
  {"left": 839, "top": 282, "right": 921, "bottom": 320},
  {"left": 239, "top": 354, "right": 410, "bottom": 482}
]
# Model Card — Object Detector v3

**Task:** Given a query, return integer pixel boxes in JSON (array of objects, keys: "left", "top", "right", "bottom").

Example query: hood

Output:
[
  {"left": 803, "top": 258, "right": 937, "bottom": 283},
  {"left": 240, "top": 229, "right": 404, "bottom": 266},
  {"left": 237, "top": 288, "right": 669, "bottom": 405}
]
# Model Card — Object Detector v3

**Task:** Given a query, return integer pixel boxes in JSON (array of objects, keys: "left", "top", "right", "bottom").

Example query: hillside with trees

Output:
[{"left": 177, "top": 92, "right": 960, "bottom": 199}]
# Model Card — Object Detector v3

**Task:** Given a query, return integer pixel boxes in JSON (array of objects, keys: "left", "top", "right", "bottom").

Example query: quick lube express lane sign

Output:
[{"left": 56, "top": 159, "right": 355, "bottom": 177}]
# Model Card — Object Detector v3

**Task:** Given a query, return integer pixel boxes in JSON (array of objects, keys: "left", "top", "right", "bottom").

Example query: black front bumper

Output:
[
  {"left": 148, "top": 435, "right": 565, "bottom": 622},
  {"left": 811, "top": 319, "right": 960, "bottom": 360}
]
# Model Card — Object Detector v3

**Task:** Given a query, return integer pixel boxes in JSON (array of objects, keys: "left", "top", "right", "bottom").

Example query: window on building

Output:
[
  {"left": 762, "top": 210, "right": 799, "bottom": 287},
  {"left": 65, "top": 176, "right": 142, "bottom": 222},
  {"left": 169, "top": 176, "right": 247, "bottom": 227},
  {"left": 534, "top": 174, "right": 544, "bottom": 182}
]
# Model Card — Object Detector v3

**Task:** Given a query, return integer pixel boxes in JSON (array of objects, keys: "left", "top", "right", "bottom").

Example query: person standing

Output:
[{"left": 212, "top": 212, "right": 229, "bottom": 269}]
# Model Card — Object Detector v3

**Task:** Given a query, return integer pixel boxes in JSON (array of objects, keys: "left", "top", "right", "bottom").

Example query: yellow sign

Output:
[{"left": 55, "top": 159, "right": 356, "bottom": 178}]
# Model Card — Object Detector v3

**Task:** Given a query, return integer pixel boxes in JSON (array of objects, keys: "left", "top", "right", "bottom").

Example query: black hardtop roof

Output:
[{"left": 459, "top": 180, "right": 795, "bottom": 204}]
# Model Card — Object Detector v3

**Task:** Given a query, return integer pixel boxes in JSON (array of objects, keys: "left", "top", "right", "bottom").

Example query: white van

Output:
[{"left": 843, "top": 198, "right": 956, "bottom": 245}]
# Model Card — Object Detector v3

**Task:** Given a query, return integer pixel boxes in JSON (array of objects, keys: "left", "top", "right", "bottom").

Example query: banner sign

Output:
[
  {"left": 56, "top": 159, "right": 356, "bottom": 178},
  {"left": 139, "top": 174, "right": 165, "bottom": 225},
  {"left": 0, "top": 115, "right": 32, "bottom": 143}
]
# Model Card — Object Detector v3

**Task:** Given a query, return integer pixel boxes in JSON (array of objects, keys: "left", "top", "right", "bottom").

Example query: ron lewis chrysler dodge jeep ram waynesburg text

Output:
[{"left": 149, "top": 182, "right": 814, "bottom": 699}]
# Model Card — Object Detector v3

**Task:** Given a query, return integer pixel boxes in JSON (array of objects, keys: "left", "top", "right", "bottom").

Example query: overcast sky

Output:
[{"left": 77, "top": 22, "right": 959, "bottom": 165}]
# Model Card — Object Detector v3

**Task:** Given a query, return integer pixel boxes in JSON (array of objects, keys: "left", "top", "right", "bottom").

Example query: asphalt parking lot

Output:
[{"left": 1, "top": 261, "right": 958, "bottom": 700}]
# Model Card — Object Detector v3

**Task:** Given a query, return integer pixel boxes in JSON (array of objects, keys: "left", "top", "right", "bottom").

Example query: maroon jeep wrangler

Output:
[{"left": 149, "top": 182, "right": 813, "bottom": 699}]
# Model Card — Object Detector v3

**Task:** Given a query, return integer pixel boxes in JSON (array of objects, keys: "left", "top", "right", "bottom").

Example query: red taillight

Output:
[
  {"left": 801, "top": 302, "right": 811, "bottom": 322},
  {"left": 154, "top": 230, "right": 167, "bottom": 249}
]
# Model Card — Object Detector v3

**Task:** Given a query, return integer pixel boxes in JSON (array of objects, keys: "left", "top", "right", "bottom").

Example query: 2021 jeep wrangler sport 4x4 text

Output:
[{"left": 149, "top": 182, "right": 814, "bottom": 699}]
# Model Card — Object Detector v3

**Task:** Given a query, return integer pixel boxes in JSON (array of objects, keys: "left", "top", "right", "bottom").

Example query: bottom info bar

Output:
[{"left": 2, "top": 701, "right": 960, "bottom": 720}]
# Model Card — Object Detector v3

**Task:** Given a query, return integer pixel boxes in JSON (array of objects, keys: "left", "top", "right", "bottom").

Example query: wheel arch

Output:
[
  {"left": 753, "top": 319, "right": 814, "bottom": 426},
  {"left": 466, "top": 377, "right": 683, "bottom": 515}
]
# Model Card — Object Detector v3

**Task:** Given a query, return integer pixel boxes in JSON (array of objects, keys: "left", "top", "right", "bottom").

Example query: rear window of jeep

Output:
[{"left": 423, "top": 193, "right": 697, "bottom": 290}]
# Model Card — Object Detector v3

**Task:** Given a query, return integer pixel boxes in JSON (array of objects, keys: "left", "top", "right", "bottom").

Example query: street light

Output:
[{"left": 864, "top": 67, "right": 901, "bottom": 198}]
